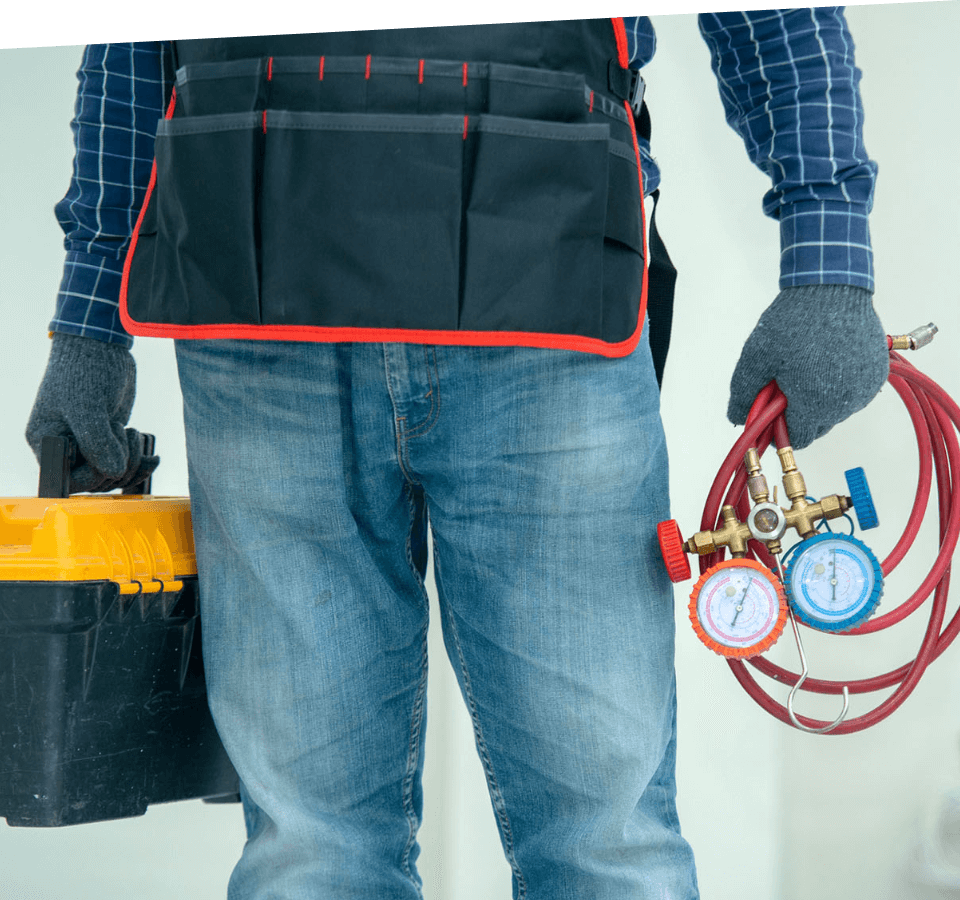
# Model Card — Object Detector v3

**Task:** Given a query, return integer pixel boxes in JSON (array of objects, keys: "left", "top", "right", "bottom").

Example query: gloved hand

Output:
[
  {"left": 727, "top": 285, "right": 889, "bottom": 449},
  {"left": 26, "top": 333, "right": 160, "bottom": 493}
]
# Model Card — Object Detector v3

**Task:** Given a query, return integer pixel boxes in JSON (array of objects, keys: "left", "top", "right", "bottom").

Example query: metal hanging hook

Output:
[
  {"left": 769, "top": 554, "right": 850, "bottom": 734},
  {"left": 786, "top": 609, "right": 850, "bottom": 734}
]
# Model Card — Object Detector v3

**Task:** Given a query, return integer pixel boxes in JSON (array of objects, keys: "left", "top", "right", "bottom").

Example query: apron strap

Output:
[{"left": 647, "top": 189, "right": 677, "bottom": 389}]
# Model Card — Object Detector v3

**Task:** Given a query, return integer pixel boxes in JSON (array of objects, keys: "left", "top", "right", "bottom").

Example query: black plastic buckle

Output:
[{"left": 607, "top": 60, "right": 646, "bottom": 119}]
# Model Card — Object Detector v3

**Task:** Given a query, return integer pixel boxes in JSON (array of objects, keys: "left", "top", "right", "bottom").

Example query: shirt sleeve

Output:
[
  {"left": 698, "top": 8, "right": 877, "bottom": 291},
  {"left": 52, "top": 43, "right": 173, "bottom": 347}
]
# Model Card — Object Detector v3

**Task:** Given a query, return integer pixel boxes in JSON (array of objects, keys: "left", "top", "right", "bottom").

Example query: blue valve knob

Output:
[{"left": 844, "top": 467, "right": 879, "bottom": 531}]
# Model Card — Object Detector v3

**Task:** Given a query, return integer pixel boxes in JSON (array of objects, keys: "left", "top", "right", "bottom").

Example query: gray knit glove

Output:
[
  {"left": 26, "top": 333, "right": 160, "bottom": 493},
  {"left": 727, "top": 285, "right": 889, "bottom": 449}
]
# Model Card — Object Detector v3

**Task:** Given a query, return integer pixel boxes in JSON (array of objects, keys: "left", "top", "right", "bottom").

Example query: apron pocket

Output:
[
  {"left": 259, "top": 111, "right": 465, "bottom": 329},
  {"left": 151, "top": 112, "right": 261, "bottom": 324},
  {"left": 460, "top": 116, "right": 610, "bottom": 338},
  {"left": 605, "top": 139, "right": 643, "bottom": 254},
  {"left": 599, "top": 138, "right": 645, "bottom": 343}
]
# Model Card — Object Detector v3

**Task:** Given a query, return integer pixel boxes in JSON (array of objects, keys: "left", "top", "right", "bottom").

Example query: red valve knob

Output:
[{"left": 657, "top": 519, "right": 691, "bottom": 583}]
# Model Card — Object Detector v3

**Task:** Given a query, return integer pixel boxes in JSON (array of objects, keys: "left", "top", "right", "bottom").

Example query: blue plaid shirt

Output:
[{"left": 52, "top": 10, "right": 877, "bottom": 347}]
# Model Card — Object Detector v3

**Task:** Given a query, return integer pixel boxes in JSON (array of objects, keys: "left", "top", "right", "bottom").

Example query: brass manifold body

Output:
[{"left": 685, "top": 446, "right": 852, "bottom": 558}]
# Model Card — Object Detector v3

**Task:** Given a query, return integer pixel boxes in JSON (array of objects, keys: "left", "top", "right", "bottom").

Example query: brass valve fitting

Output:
[
  {"left": 685, "top": 504, "right": 753, "bottom": 557},
  {"left": 745, "top": 448, "right": 770, "bottom": 504},
  {"left": 683, "top": 446, "right": 852, "bottom": 558},
  {"left": 777, "top": 447, "right": 807, "bottom": 504}
]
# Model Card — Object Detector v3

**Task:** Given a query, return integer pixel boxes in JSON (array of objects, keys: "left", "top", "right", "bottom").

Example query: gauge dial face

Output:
[
  {"left": 690, "top": 560, "right": 786, "bottom": 657},
  {"left": 785, "top": 534, "right": 883, "bottom": 631}
]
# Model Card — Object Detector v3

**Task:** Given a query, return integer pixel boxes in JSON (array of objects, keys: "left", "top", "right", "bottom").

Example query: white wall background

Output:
[{"left": 0, "top": 4, "right": 958, "bottom": 897}]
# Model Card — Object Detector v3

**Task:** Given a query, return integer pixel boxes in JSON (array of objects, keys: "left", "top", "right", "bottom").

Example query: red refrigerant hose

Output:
[{"left": 697, "top": 339, "right": 960, "bottom": 734}]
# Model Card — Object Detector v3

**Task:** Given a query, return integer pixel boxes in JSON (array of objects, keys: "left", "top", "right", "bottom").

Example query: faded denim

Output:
[{"left": 175, "top": 331, "right": 699, "bottom": 899}]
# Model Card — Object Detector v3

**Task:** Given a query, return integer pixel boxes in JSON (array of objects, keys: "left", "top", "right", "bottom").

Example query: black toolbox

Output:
[{"left": 0, "top": 438, "right": 238, "bottom": 826}]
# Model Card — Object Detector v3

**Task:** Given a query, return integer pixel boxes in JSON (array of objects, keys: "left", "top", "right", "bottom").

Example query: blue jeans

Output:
[{"left": 175, "top": 334, "right": 699, "bottom": 900}]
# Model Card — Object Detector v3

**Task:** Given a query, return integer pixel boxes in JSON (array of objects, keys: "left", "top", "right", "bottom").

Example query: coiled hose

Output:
[{"left": 697, "top": 337, "right": 959, "bottom": 734}]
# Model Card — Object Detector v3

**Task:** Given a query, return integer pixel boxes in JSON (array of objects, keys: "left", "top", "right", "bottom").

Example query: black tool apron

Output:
[{"left": 120, "top": 19, "right": 650, "bottom": 358}]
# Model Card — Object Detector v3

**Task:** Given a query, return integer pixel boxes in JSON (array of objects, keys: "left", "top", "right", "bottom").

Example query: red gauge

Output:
[{"left": 689, "top": 558, "right": 787, "bottom": 659}]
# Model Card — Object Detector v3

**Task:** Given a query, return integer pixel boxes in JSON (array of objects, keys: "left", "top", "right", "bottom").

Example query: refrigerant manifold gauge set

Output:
[
  {"left": 656, "top": 325, "right": 960, "bottom": 735},
  {"left": 657, "top": 449, "right": 882, "bottom": 660}
]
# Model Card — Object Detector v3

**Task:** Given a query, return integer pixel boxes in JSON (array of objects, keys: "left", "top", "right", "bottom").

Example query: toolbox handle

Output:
[
  {"left": 38, "top": 434, "right": 155, "bottom": 498},
  {"left": 123, "top": 433, "right": 155, "bottom": 496}
]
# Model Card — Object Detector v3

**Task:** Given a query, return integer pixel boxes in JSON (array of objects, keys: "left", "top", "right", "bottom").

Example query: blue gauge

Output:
[{"left": 784, "top": 533, "right": 883, "bottom": 632}]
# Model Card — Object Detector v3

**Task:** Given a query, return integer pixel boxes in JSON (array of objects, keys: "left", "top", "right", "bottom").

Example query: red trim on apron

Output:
[
  {"left": 611, "top": 17, "right": 630, "bottom": 69},
  {"left": 115, "top": 315, "right": 648, "bottom": 358},
  {"left": 119, "top": 87, "right": 177, "bottom": 334}
]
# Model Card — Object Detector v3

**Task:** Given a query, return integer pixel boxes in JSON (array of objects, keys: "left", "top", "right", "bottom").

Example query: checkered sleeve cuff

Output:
[
  {"left": 778, "top": 200, "right": 874, "bottom": 293},
  {"left": 51, "top": 250, "right": 134, "bottom": 348}
]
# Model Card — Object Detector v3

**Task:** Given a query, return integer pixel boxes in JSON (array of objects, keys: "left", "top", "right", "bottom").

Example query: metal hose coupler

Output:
[{"left": 890, "top": 323, "right": 938, "bottom": 351}]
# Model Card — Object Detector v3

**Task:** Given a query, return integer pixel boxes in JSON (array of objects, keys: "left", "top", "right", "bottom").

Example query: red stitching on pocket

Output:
[
  {"left": 267, "top": 56, "right": 274, "bottom": 81},
  {"left": 365, "top": 54, "right": 372, "bottom": 79},
  {"left": 418, "top": 59, "right": 424, "bottom": 84},
  {"left": 589, "top": 90, "right": 595, "bottom": 113},
  {"left": 462, "top": 62, "right": 468, "bottom": 87},
  {"left": 462, "top": 115, "right": 468, "bottom": 140},
  {"left": 262, "top": 110, "right": 267, "bottom": 134},
  {"left": 319, "top": 56, "right": 325, "bottom": 80}
]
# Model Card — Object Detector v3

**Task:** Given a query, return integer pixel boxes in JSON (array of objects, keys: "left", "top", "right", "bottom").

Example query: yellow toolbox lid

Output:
[{"left": 0, "top": 496, "right": 196, "bottom": 594}]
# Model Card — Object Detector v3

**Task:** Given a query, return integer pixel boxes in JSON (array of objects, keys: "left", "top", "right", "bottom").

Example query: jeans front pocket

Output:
[
  {"left": 259, "top": 111, "right": 465, "bottom": 330},
  {"left": 150, "top": 112, "right": 261, "bottom": 325},
  {"left": 460, "top": 116, "right": 611, "bottom": 339}
]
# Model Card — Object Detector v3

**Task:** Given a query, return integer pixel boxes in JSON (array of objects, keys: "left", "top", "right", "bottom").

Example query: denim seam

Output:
[
  {"left": 400, "top": 624, "right": 429, "bottom": 895},
  {"left": 401, "top": 347, "right": 442, "bottom": 441},
  {"left": 400, "top": 483, "right": 430, "bottom": 896},
  {"left": 384, "top": 346, "right": 441, "bottom": 487},
  {"left": 437, "top": 556, "right": 528, "bottom": 898}
]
